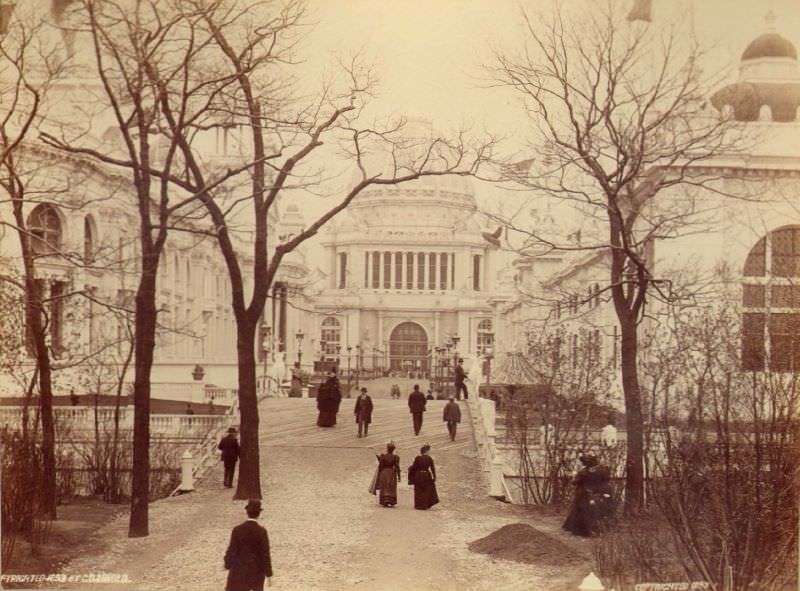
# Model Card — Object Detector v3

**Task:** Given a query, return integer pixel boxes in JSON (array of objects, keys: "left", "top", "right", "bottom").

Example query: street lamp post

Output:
[
  {"left": 346, "top": 346, "right": 352, "bottom": 396},
  {"left": 451, "top": 335, "right": 460, "bottom": 398},
  {"left": 262, "top": 326, "right": 272, "bottom": 395},
  {"left": 355, "top": 345, "right": 361, "bottom": 390},
  {"left": 295, "top": 329, "right": 304, "bottom": 370},
  {"left": 335, "top": 344, "right": 341, "bottom": 373}
]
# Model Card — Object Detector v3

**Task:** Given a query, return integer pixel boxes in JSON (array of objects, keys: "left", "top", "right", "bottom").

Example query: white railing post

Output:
[
  {"left": 179, "top": 450, "right": 195, "bottom": 492},
  {"left": 489, "top": 455, "right": 505, "bottom": 497}
]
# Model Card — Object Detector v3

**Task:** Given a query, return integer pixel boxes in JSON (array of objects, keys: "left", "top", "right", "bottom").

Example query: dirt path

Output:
[{"left": 52, "top": 398, "right": 592, "bottom": 591}]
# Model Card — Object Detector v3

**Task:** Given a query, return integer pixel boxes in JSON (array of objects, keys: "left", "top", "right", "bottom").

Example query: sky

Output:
[{"left": 298, "top": 0, "right": 800, "bottom": 136}]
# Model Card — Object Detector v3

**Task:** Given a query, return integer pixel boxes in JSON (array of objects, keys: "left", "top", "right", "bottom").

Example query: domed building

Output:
[
  {"left": 711, "top": 11, "right": 800, "bottom": 122},
  {"left": 310, "top": 173, "right": 501, "bottom": 386}
]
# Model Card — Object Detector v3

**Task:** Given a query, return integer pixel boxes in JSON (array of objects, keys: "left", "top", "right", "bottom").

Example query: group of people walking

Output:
[{"left": 369, "top": 442, "right": 440, "bottom": 510}]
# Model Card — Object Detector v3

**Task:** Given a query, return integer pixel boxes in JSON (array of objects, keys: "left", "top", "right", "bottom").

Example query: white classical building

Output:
[
  {"left": 310, "top": 174, "right": 507, "bottom": 387},
  {"left": 495, "top": 15, "right": 800, "bottom": 378}
]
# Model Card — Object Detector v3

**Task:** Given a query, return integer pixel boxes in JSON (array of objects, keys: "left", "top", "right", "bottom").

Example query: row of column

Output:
[{"left": 363, "top": 251, "right": 456, "bottom": 291}]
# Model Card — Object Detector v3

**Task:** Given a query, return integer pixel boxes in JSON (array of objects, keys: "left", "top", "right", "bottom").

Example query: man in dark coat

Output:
[
  {"left": 353, "top": 387, "right": 373, "bottom": 438},
  {"left": 224, "top": 499, "right": 273, "bottom": 591},
  {"left": 442, "top": 395, "right": 462, "bottom": 441},
  {"left": 218, "top": 427, "right": 240, "bottom": 488},
  {"left": 454, "top": 358, "right": 468, "bottom": 400},
  {"left": 408, "top": 384, "right": 427, "bottom": 436}
]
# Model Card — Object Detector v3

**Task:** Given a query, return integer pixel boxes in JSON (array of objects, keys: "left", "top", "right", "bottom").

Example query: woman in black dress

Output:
[
  {"left": 316, "top": 369, "right": 342, "bottom": 427},
  {"left": 409, "top": 444, "right": 439, "bottom": 510},
  {"left": 562, "top": 454, "right": 615, "bottom": 537},
  {"left": 375, "top": 442, "right": 401, "bottom": 507}
]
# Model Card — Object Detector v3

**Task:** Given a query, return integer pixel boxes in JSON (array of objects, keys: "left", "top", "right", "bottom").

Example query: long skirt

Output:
[
  {"left": 317, "top": 410, "right": 337, "bottom": 427},
  {"left": 413, "top": 479, "right": 439, "bottom": 510},
  {"left": 562, "top": 494, "right": 591, "bottom": 537},
  {"left": 376, "top": 467, "right": 398, "bottom": 506}
]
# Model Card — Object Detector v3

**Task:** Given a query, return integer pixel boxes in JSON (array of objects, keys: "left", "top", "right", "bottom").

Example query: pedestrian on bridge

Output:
[
  {"left": 218, "top": 427, "right": 240, "bottom": 489},
  {"left": 409, "top": 444, "right": 439, "bottom": 510},
  {"left": 408, "top": 384, "right": 427, "bottom": 436},
  {"left": 454, "top": 358, "right": 469, "bottom": 400},
  {"left": 375, "top": 442, "right": 401, "bottom": 507},
  {"left": 443, "top": 396, "right": 461, "bottom": 441},
  {"left": 354, "top": 387, "right": 373, "bottom": 438},
  {"left": 224, "top": 499, "right": 273, "bottom": 590}
]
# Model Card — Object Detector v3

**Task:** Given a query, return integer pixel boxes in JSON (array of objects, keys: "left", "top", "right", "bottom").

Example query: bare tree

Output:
[
  {"left": 486, "top": 0, "right": 742, "bottom": 512},
  {"left": 42, "top": 0, "right": 494, "bottom": 502}
]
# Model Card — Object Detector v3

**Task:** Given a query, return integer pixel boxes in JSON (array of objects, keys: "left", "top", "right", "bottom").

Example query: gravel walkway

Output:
[{"left": 56, "top": 399, "right": 592, "bottom": 591}]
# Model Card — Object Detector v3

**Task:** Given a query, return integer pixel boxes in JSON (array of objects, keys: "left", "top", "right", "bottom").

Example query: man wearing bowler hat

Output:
[
  {"left": 218, "top": 427, "right": 240, "bottom": 488},
  {"left": 224, "top": 499, "right": 273, "bottom": 590}
]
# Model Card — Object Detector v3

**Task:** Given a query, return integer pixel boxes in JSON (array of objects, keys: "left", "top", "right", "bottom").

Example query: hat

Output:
[
  {"left": 360, "top": 387, "right": 367, "bottom": 393},
  {"left": 228, "top": 427, "right": 237, "bottom": 433},
  {"left": 245, "top": 499, "right": 262, "bottom": 513}
]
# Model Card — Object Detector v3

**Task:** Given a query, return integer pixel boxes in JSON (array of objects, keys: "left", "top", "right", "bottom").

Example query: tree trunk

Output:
[
  {"left": 24, "top": 276, "right": 57, "bottom": 520},
  {"left": 620, "top": 317, "right": 644, "bottom": 514},
  {"left": 234, "top": 318, "right": 261, "bottom": 500},
  {"left": 128, "top": 259, "right": 158, "bottom": 537}
]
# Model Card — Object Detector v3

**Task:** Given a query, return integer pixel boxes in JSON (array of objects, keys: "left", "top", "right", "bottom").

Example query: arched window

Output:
[
  {"left": 742, "top": 226, "right": 800, "bottom": 372},
  {"left": 320, "top": 317, "right": 341, "bottom": 358},
  {"left": 83, "top": 215, "right": 95, "bottom": 263},
  {"left": 28, "top": 204, "right": 62, "bottom": 256},
  {"left": 476, "top": 319, "right": 494, "bottom": 355}
]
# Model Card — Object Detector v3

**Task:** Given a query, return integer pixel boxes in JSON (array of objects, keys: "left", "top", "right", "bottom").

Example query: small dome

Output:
[{"left": 741, "top": 33, "right": 797, "bottom": 61}]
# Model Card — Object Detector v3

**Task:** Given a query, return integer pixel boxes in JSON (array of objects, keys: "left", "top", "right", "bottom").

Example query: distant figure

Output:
[
  {"left": 426, "top": 390, "right": 434, "bottom": 401},
  {"left": 563, "top": 454, "right": 615, "bottom": 537},
  {"left": 316, "top": 369, "right": 342, "bottom": 427},
  {"left": 289, "top": 366, "right": 303, "bottom": 398},
  {"left": 218, "top": 427, "right": 240, "bottom": 489},
  {"left": 390, "top": 384, "right": 401, "bottom": 400},
  {"left": 409, "top": 444, "right": 439, "bottom": 510},
  {"left": 375, "top": 442, "right": 401, "bottom": 507},
  {"left": 185, "top": 403, "right": 195, "bottom": 415},
  {"left": 224, "top": 499, "right": 273, "bottom": 591},
  {"left": 442, "top": 396, "right": 461, "bottom": 441},
  {"left": 69, "top": 388, "right": 79, "bottom": 406},
  {"left": 454, "top": 358, "right": 468, "bottom": 400},
  {"left": 408, "top": 384, "right": 427, "bottom": 436},
  {"left": 353, "top": 387, "right": 373, "bottom": 438}
]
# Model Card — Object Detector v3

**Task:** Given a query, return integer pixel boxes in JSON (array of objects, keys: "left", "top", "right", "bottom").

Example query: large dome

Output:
[{"left": 742, "top": 33, "right": 798, "bottom": 61}]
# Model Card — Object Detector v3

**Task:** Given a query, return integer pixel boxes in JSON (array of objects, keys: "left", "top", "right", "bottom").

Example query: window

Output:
[
  {"left": 476, "top": 319, "right": 494, "bottom": 355},
  {"left": 742, "top": 226, "right": 800, "bottom": 371},
  {"left": 84, "top": 216, "right": 95, "bottom": 263},
  {"left": 372, "top": 252, "right": 380, "bottom": 288},
  {"left": 321, "top": 317, "right": 341, "bottom": 358},
  {"left": 406, "top": 252, "right": 414, "bottom": 289},
  {"left": 440, "top": 253, "right": 448, "bottom": 290},
  {"left": 383, "top": 251, "right": 391, "bottom": 289},
  {"left": 428, "top": 253, "right": 436, "bottom": 290},
  {"left": 394, "top": 252, "right": 403, "bottom": 289},
  {"left": 338, "top": 253, "right": 347, "bottom": 289},
  {"left": 417, "top": 253, "right": 425, "bottom": 289},
  {"left": 364, "top": 252, "right": 369, "bottom": 286},
  {"left": 473, "top": 255, "right": 481, "bottom": 291},
  {"left": 28, "top": 204, "right": 62, "bottom": 256}
]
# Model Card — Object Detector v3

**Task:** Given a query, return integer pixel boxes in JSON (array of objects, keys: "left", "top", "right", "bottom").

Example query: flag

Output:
[{"left": 627, "top": 0, "right": 652, "bottom": 22}]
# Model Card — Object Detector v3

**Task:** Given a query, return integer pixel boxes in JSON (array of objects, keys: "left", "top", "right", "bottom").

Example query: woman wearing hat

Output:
[
  {"left": 408, "top": 444, "right": 439, "bottom": 510},
  {"left": 562, "top": 453, "right": 615, "bottom": 536},
  {"left": 375, "top": 442, "right": 401, "bottom": 507}
]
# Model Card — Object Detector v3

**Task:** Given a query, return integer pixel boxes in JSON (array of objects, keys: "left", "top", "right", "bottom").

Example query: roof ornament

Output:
[{"left": 764, "top": 10, "right": 776, "bottom": 34}]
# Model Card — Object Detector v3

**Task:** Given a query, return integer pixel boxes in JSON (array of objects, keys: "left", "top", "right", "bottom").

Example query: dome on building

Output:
[
  {"left": 711, "top": 12, "right": 800, "bottom": 122},
  {"left": 741, "top": 33, "right": 798, "bottom": 62}
]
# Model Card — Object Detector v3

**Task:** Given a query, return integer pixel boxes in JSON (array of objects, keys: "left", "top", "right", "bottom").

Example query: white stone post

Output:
[
  {"left": 578, "top": 572, "right": 605, "bottom": 591},
  {"left": 179, "top": 450, "right": 195, "bottom": 492},
  {"left": 489, "top": 456, "right": 505, "bottom": 497}
]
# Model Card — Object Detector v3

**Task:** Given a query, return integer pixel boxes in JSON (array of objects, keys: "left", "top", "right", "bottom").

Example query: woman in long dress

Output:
[
  {"left": 316, "top": 370, "right": 341, "bottom": 427},
  {"left": 562, "top": 454, "right": 615, "bottom": 537},
  {"left": 409, "top": 444, "right": 439, "bottom": 510},
  {"left": 375, "top": 442, "right": 401, "bottom": 507}
]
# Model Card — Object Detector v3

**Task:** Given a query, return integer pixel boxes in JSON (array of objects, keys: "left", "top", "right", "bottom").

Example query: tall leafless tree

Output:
[{"left": 487, "top": 0, "right": 743, "bottom": 512}]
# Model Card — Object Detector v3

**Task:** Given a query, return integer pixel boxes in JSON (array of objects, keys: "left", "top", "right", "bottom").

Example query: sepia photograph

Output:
[{"left": 0, "top": 0, "right": 798, "bottom": 590}]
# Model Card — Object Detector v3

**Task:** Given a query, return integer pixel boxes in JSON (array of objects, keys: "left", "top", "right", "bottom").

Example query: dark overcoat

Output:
[
  {"left": 218, "top": 435, "right": 240, "bottom": 464},
  {"left": 408, "top": 391, "right": 427, "bottom": 414},
  {"left": 454, "top": 364, "right": 466, "bottom": 385},
  {"left": 354, "top": 395, "right": 373, "bottom": 424},
  {"left": 443, "top": 401, "right": 461, "bottom": 423},
  {"left": 224, "top": 520, "right": 272, "bottom": 591}
]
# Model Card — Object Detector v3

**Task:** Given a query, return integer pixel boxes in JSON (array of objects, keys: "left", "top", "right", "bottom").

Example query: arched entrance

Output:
[{"left": 389, "top": 322, "right": 429, "bottom": 377}]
